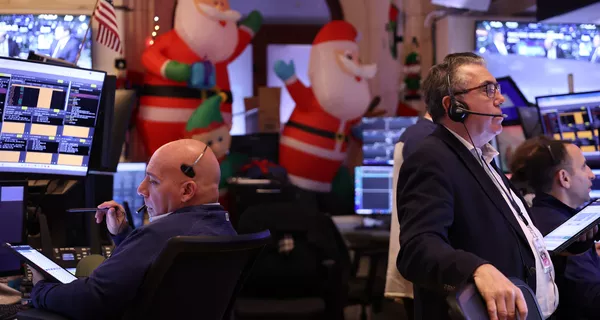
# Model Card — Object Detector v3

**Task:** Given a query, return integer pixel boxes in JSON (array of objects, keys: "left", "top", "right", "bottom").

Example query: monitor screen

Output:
[
  {"left": 361, "top": 117, "right": 418, "bottom": 165},
  {"left": 0, "top": 181, "right": 26, "bottom": 276},
  {"left": 475, "top": 20, "right": 600, "bottom": 63},
  {"left": 0, "top": 14, "right": 93, "bottom": 69},
  {"left": 497, "top": 77, "right": 530, "bottom": 125},
  {"left": 496, "top": 125, "right": 526, "bottom": 173},
  {"left": 354, "top": 166, "right": 394, "bottom": 215},
  {"left": 0, "top": 57, "right": 106, "bottom": 176},
  {"left": 517, "top": 106, "right": 543, "bottom": 139},
  {"left": 591, "top": 169, "right": 600, "bottom": 199},
  {"left": 536, "top": 91, "right": 600, "bottom": 156}
]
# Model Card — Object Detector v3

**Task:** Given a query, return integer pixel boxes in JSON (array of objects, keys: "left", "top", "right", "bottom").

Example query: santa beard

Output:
[
  {"left": 174, "top": 0, "right": 239, "bottom": 62},
  {"left": 309, "top": 47, "right": 371, "bottom": 121}
]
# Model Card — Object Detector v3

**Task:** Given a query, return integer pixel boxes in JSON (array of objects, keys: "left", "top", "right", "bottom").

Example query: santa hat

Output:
[
  {"left": 313, "top": 20, "right": 359, "bottom": 46},
  {"left": 185, "top": 93, "right": 228, "bottom": 135}
]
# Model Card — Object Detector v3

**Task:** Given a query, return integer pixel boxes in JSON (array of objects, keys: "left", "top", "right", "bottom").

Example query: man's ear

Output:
[
  {"left": 558, "top": 169, "right": 571, "bottom": 189},
  {"left": 442, "top": 96, "right": 452, "bottom": 113},
  {"left": 181, "top": 181, "right": 197, "bottom": 203}
]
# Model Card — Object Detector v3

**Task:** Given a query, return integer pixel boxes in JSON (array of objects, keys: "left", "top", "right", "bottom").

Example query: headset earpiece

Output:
[{"left": 447, "top": 73, "right": 469, "bottom": 123}]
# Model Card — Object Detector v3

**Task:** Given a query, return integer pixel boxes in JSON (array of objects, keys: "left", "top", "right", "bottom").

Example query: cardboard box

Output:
[
  {"left": 258, "top": 87, "right": 281, "bottom": 133},
  {"left": 243, "top": 97, "right": 259, "bottom": 134}
]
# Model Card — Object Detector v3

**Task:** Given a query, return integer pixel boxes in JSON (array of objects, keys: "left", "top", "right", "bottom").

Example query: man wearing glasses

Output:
[
  {"left": 396, "top": 52, "right": 565, "bottom": 320},
  {"left": 28, "top": 139, "right": 236, "bottom": 320}
]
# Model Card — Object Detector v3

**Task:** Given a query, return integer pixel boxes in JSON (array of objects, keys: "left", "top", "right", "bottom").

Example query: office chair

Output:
[
  {"left": 17, "top": 230, "right": 271, "bottom": 320},
  {"left": 447, "top": 277, "right": 544, "bottom": 320}
]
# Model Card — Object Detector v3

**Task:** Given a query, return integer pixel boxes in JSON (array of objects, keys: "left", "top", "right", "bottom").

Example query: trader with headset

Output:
[
  {"left": 396, "top": 52, "right": 561, "bottom": 320},
  {"left": 28, "top": 139, "right": 236, "bottom": 320}
]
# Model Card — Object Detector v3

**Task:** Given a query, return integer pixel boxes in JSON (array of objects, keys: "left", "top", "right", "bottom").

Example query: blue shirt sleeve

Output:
[
  {"left": 564, "top": 251, "right": 600, "bottom": 315},
  {"left": 31, "top": 227, "right": 161, "bottom": 320}
]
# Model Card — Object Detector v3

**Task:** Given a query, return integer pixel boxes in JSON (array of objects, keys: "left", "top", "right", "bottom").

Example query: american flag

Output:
[{"left": 93, "top": 0, "right": 122, "bottom": 54}]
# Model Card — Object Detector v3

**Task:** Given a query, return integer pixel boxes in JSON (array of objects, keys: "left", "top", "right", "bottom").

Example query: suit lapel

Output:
[{"left": 432, "top": 127, "right": 529, "bottom": 244}]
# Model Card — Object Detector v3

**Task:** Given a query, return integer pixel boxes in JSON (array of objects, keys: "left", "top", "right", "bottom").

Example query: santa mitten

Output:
[
  {"left": 273, "top": 60, "right": 296, "bottom": 82},
  {"left": 189, "top": 61, "right": 217, "bottom": 89},
  {"left": 164, "top": 61, "right": 191, "bottom": 82},
  {"left": 239, "top": 10, "right": 263, "bottom": 35}
]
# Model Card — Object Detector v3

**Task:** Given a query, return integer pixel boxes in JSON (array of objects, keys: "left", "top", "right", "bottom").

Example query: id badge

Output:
[{"left": 533, "top": 236, "right": 552, "bottom": 274}]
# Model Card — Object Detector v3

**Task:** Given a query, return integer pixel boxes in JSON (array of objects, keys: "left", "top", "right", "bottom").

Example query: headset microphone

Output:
[{"left": 452, "top": 106, "right": 507, "bottom": 118}]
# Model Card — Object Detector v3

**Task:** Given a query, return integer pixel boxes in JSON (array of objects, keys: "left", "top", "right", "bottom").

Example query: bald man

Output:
[{"left": 29, "top": 139, "right": 236, "bottom": 320}]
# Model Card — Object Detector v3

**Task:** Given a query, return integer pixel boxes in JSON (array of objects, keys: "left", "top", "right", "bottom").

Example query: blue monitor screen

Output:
[
  {"left": 0, "top": 58, "right": 105, "bottom": 176},
  {"left": 354, "top": 166, "right": 394, "bottom": 215},
  {"left": 497, "top": 77, "right": 529, "bottom": 124}
]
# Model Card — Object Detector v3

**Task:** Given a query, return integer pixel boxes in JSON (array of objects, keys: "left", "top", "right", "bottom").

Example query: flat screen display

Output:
[
  {"left": 544, "top": 200, "right": 600, "bottom": 253},
  {"left": 0, "top": 57, "right": 105, "bottom": 176},
  {"left": 475, "top": 20, "right": 600, "bottom": 63},
  {"left": 0, "top": 14, "right": 93, "bottom": 69}
]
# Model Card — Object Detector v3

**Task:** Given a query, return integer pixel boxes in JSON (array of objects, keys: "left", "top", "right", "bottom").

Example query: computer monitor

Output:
[
  {"left": 113, "top": 162, "right": 146, "bottom": 228},
  {"left": 88, "top": 76, "right": 116, "bottom": 172},
  {"left": 0, "top": 180, "right": 26, "bottom": 276},
  {"left": 517, "top": 106, "right": 543, "bottom": 139},
  {"left": 497, "top": 76, "right": 530, "bottom": 126},
  {"left": 536, "top": 91, "right": 600, "bottom": 155},
  {"left": 108, "top": 90, "right": 137, "bottom": 172},
  {"left": 230, "top": 133, "right": 279, "bottom": 163},
  {"left": 361, "top": 117, "right": 418, "bottom": 165},
  {"left": 496, "top": 125, "right": 526, "bottom": 173},
  {"left": 354, "top": 166, "right": 394, "bottom": 215},
  {"left": 0, "top": 57, "right": 106, "bottom": 176}
]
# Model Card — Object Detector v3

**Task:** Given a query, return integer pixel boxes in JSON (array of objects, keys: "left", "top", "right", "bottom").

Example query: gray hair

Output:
[{"left": 422, "top": 52, "right": 486, "bottom": 123}]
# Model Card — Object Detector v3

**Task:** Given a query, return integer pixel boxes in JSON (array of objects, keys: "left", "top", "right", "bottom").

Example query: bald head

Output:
[{"left": 137, "top": 139, "right": 221, "bottom": 218}]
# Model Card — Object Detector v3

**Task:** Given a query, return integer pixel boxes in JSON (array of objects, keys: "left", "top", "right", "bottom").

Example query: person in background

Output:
[
  {"left": 28, "top": 139, "right": 236, "bottom": 320},
  {"left": 0, "top": 31, "right": 20, "bottom": 58},
  {"left": 397, "top": 52, "right": 561, "bottom": 319},
  {"left": 49, "top": 25, "right": 80, "bottom": 64},
  {"left": 385, "top": 111, "right": 436, "bottom": 319},
  {"left": 544, "top": 33, "right": 565, "bottom": 60},
  {"left": 590, "top": 34, "right": 600, "bottom": 63},
  {"left": 510, "top": 136, "right": 599, "bottom": 319},
  {"left": 486, "top": 32, "right": 509, "bottom": 55}
]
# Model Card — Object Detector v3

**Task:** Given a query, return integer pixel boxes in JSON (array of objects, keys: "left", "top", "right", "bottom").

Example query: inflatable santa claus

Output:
[
  {"left": 138, "top": 0, "right": 262, "bottom": 156},
  {"left": 274, "top": 20, "right": 377, "bottom": 193}
]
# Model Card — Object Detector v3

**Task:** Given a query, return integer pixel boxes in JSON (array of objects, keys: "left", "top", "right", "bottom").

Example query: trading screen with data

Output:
[
  {"left": 537, "top": 91, "right": 600, "bottom": 156},
  {"left": 0, "top": 58, "right": 105, "bottom": 176},
  {"left": 361, "top": 117, "right": 418, "bottom": 165}
]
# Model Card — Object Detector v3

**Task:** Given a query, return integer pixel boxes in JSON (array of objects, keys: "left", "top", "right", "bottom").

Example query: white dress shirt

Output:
[{"left": 446, "top": 127, "right": 558, "bottom": 319}]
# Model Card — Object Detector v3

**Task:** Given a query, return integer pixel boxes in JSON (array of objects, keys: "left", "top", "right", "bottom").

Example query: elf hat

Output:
[{"left": 185, "top": 92, "right": 229, "bottom": 135}]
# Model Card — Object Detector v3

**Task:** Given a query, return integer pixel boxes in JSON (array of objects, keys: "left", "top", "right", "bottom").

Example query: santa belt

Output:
[
  {"left": 142, "top": 85, "right": 233, "bottom": 103},
  {"left": 286, "top": 121, "right": 348, "bottom": 142}
]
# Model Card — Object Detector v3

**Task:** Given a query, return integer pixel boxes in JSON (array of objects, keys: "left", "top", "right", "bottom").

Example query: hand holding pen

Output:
[{"left": 96, "top": 201, "right": 128, "bottom": 236}]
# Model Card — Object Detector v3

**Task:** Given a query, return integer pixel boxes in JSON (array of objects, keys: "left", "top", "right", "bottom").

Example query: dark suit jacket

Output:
[
  {"left": 5, "top": 39, "right": 20, "bottom": 57},
  {"left": 396, "top": 126, "right": 537, "bottom": 320},
  {"left": 49, "top": 37, "right": 80, "bottom": 63}
]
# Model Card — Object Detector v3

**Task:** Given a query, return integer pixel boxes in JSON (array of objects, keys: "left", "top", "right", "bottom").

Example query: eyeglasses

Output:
[
  {"left": 453, "top": 82, "right": 501, "bottom": 99},
  {"left": 180, "top": 144, "right": 209, "bottom": 178}
]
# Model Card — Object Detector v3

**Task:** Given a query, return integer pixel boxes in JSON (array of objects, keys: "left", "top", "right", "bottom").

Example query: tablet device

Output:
[
  {"left": 3, "top": 243, "right": 78, "bottom": 284},
  {"left": 544, "top": 199, "right": 600, "bottom": 254}
]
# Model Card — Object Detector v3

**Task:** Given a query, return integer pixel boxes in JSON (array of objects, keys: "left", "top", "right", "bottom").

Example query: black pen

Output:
[{"left": 136, "top": 204, "right": 147, "bottom": 214}]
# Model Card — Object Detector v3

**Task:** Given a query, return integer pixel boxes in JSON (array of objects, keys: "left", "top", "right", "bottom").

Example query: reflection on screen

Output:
[
  {"left": 13, "top": 245, "right": 77, "bottom": 284},
  {"left": 544, "top": 201, "right": 600, "bottom": 251}
]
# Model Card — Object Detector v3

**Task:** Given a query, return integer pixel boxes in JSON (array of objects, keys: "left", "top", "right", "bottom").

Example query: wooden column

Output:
[{"left": 122, "top": 0, "right": 155, "bottom": 72}]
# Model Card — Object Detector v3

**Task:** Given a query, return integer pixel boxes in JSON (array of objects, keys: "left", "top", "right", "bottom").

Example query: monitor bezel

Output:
[
  {"left": 0, "top": 180, "right": 28, "bottom": 276},
  {"left": 0, "top": 56, "right": 107, "bottom": 179},
  {"left": 0, "top": 13, "right": 94, "bottom": 69},
  {"left": 496, "top": 76, "right": 531, "bottom": 126}
]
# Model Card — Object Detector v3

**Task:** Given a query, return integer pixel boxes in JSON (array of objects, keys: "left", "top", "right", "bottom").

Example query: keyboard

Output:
[{"left": 0, "top": 303, "right": 30, "bottom": 320}]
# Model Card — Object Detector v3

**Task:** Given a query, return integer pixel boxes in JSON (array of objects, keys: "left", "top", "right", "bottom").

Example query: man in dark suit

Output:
[
  {"left": 396, "top": 52, "right": 561, "bottom": 320},
  {"left": 544, "top": 37, "right": 565, "bottom": 60},
  {"left": 0, "top": 31, "right": 20, "bottom": 58},
  {"left": 49, "top": 25, "right": 80, "bottom": 64}
]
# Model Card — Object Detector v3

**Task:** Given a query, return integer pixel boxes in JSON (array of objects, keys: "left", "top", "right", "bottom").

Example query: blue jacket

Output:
[
  {"left": 31, "top": 204, "right": 236, "bottom": 320},
  {"left": 531, "top": 193, "right": 600, "bottom": 319}
]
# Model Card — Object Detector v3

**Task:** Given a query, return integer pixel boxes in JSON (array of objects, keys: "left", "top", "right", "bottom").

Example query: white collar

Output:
[{"left": 444, "top": 126, "right": 499, "bottom": 164}]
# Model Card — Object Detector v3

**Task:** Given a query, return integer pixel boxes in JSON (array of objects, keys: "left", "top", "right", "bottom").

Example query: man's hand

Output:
[
  {"left": 595, "top": 242, "right": 600, "bottom": 257},
  {"left": 96, "top": 201, "right": 127, "bottom": 236},
  {"left": 28, "top": 265, "right": 45, "bottom": 285},
  {"left": 473, "top": 264, "right": 528, "bottom": 320},
  {"left": 578, "top": 225, "right": 599, "bottom": 242}
]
